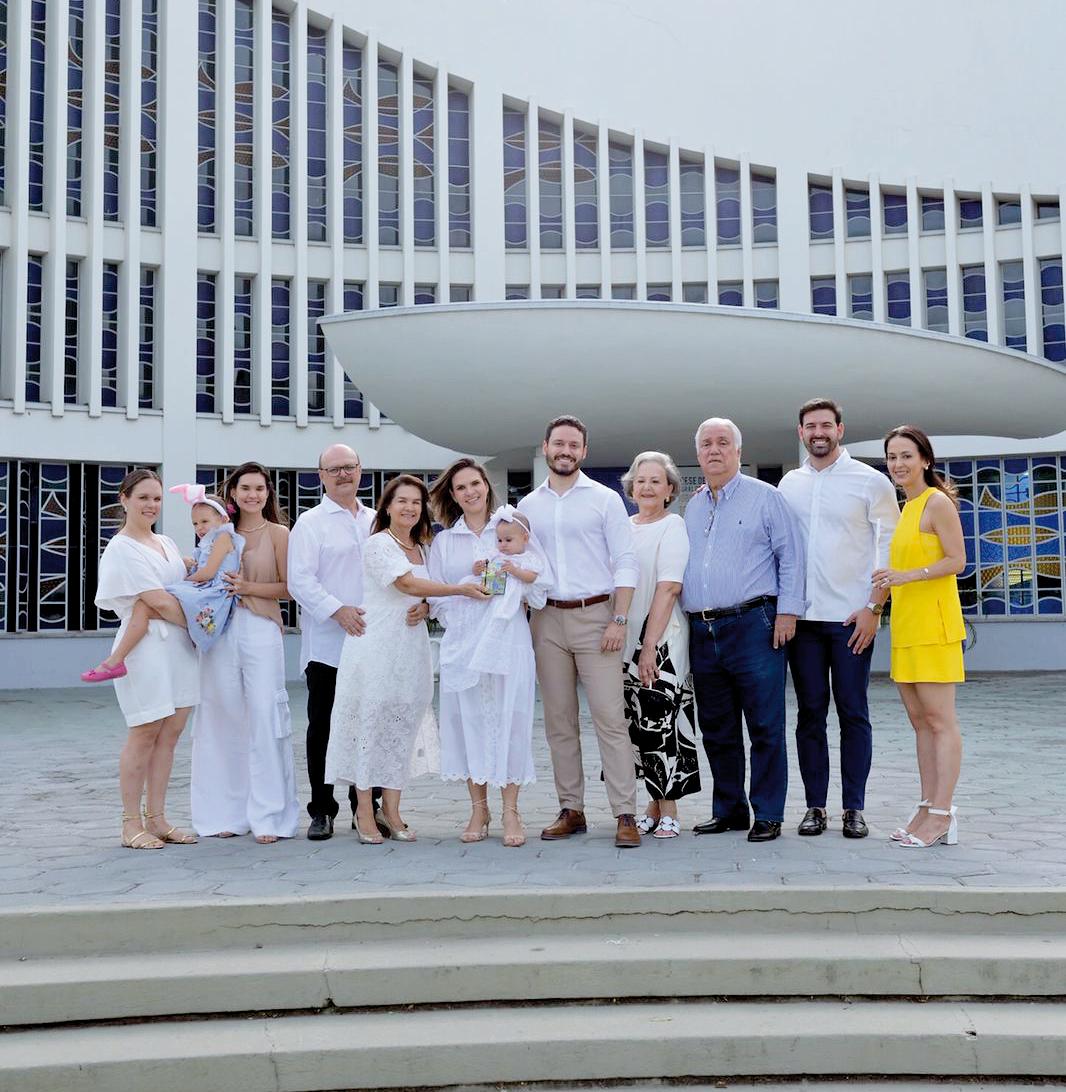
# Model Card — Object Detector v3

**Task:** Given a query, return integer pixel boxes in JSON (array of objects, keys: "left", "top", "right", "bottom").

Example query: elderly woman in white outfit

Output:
[{"left": 94, "top": 469, "right": 200, "bottom": 850}]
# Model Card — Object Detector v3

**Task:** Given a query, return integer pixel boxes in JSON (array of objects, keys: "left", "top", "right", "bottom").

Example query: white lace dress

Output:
[{"left": 325, "top": 533, "right": 439, "bottom": 790}]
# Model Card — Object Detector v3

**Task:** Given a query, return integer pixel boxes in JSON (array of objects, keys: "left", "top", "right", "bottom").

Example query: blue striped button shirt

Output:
[{"left": 681, "top": 471, "right": 807, "bottom": 617}]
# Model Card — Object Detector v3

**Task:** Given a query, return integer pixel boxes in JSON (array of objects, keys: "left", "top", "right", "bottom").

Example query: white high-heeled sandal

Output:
[
  {"left": 899, "top": 805, "right": 957, "bottom": 848},
  {"left": 636, "top": 814, "right": 660, "bottom": 835},
  {"left": 890, "top": 799, "right": 931, "bottom": 841},
  {"left": 652, "top": 816, "right": 680, "bottom": 839}
]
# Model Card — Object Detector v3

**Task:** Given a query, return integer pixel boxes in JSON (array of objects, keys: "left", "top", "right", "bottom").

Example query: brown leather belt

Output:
[{"left": 545, "top": 594, "right": 610, "bottom": 610}]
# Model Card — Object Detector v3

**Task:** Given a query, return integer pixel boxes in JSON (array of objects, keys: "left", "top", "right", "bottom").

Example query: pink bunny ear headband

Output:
[{"left": 168, "top": 483, "right": 229, "bottom": 520}]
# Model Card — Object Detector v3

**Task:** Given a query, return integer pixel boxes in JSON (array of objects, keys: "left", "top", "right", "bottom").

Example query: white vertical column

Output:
[
  {"left": 943, "top": 180, "right": 961, "bottom": 336},
  {"left": 292, "top": 8, "right": 309, "bottom": 427},
  {"left": 633, "top": 131, "right": 646, "bottom": 299},
  {"left": 119, "top": 0, "right": 143, "bottom": 418},
  {"left": 739, "top": 153, "right": 753, "bottom": 306},
  {"left": 82, "top": 0, "right": 104, "bottom": 412},
  {"left": 434, "top": 65, "right": 450, "bottom": 298},
  {"left": 525, "top": 99, "right": 540, "bottom": 298},
  {"left": 2, "top": 0, "right": 31, "bottom": 409},
  {"left": 1020, "top": 183, "right": 1039, "bottom": 353},
  {"left": 44, "top": 0, "right": 70, "bottom": 412},
  {"left": 831, "top": 168, "right": 845, "bottom": 317},
  {"left": 980, "top": 181, "right": 1000, "bottom": 344},
  {"left": 869, "top": 173, "right": 885, "bottom": 323},
  {"left": 705, "top": 148, "right": 718, "bottom": 301},
  {"left": 470, "top": 79, "right": 504, "bottom": 302},
  {"left": 668, "top": 140, "right": 681, "bottom": 299},
  {"left": 217, "top": 0, "right": 236, "bottom": 422},
  {"left": 596, "top": 121, "right": 610, "bottom": 293},
  {"left": 326, "top": 12, "right": 344, "bottom": 427},
  {"left": 399, "top": 51, "right": 414, "bottom": 305},
  {"left": 561, "top": 109, "right": 576, "bottom": 296},
  {"left": 906, "top": 176, "right": 921, "bottom": 328},
  {"left": 253, "top": 0, "right": 273, "bottom": 425},
  {"left": 364, "top": 36, "right": 378, "bottom": 307}
]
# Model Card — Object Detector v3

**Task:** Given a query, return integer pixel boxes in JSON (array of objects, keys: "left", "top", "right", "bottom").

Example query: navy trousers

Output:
[
  {"left": 787, "top": 620, "right": 874, "bottom": 811},
  {"left": 689, "top": 603, "right": 788, "bottom": 823}
]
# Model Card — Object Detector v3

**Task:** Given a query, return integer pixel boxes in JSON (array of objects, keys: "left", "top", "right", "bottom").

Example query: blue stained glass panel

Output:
[
  {"left": 962, "top": 265, "right": 988, "bottom": 341},
  {"left": 342, "top": 46, "right": 363, "bottom": 244},
  {"left": 574, "top": 128, "right": 597, "bottom": 248},
  {"left": 715, "top": 164, "right": 740, "bottom": 245},
  {"left": 234, "top": 276, "right": 253, "bottom": 413},
  {"left": 103, "top": 0, "right": 121, "bottom": 220},
  {"left": 29, "top": 0, "right": 46, "bottom": 211},
  {"left": 886, "top": 273, "right": 911, "bottom": 325},
  {"left": 234, "top": 0, "right": 254, "bottom": 236},
  {"left": 271, "top": 279, "right": 291, "bottom": 416},
  {"left": 845, "top": 186, "right": 870, "bottom": 238},
  {"left": 198, "top": 0, "right": 217, "bottom": 231},
  {"left": 38, "top": 464, "right": 69, "bottom": 629},
  {"left": 809, "top": 182, "right": 833, "bottom": 240},
  {"left": 138, "top": 268, "right": 155, "bottom": 408},
  {"left": 196, "top": 272, "right": 216, "bottom": 412},
  {"left": 271, "top": 12, "right": 291, "bottom": 240},
  {"left": 883, "top": 191, "right": 907, "bottom": 235},
  {"left": 1040, "top": 258, "right": 1064, "bottom": 362},
  {"left": 67, "top": 1, "right": 85, "bottom": 216},
  {"left": 680, "top": 158, "right": 704, "bottom": 247},
  {"left": 959, "top": 196, "right": 982, "bottom": 230},
  {"left": 378, "top": 62, "right": 400, "bottom": 246},
  {"left": 0, "top": 0, "right": 7, "bottom": 203},
  {"left": 342, "top": 282, "right": 364, "bottom": 418},
  {"left": 26, "top": 257, "right": 43, "bottom": 402},
  {"left": 141, "top": 0, "right": 158, "bottom": 226},
  {"left": 540, "top": 118, "right": 563, "bottom": 249},
  {"left": 102, "top": 263, "right": 119, "bottom": 407},
  {"left": 751, "top": 171, "right": 776, "bottom": 244},
  {"left": 306, "top": 25, "right": 327, "bottom": 242},
  {"left": 1001, "top": 261, "right": 1026, "bottom": 351},
  {"left": 608, "top": 141, "right": 633, "bottom": 248},
  {"left": 921, "top": 193, "right": 944, "bottom": 232},
  {"left": 503, "top": 108, "right": 527, "bottom": 248},
  {"left": 64, "top": 260, "right": 79, "bottom": 403},
  {"left": 644, "top": 148, "right": 669, "bottom": 248},
  {"left": 925, "top": 269, "right": 948, "bottom": 332},
  {"left": 413, "top": 76, "right": 435, "bottom": 246},
  {"left": 811, "top": 276, "right": 836, "bottom": 316},
  {"left": 718, "top": 282, "right": 742, "bottom": 307},
  {"left": 448, "top": 88, "right": 471, "bottom": 247},
  {"left": 307, "top": 280, "right": 326, "bottom": 416},
  {"left": 849, "top": 274, "right": 873, "bottom": 320}
]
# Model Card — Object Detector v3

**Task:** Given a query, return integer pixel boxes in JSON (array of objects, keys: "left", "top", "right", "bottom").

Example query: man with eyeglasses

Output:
[
  {"left": 288, "top": 444, "right": 428, "bottom": 839},
  {"left": 683, "top": 418, "right": 806, "bottom": 843}
]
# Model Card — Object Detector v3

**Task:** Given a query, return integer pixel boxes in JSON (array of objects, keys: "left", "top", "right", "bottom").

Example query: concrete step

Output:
[
  {"left": 4, "top": 929, "right": 1066, "bottom": 1027},
  {"left": 2, "top": 1000, "right": 1065, "bottom": 1091}
]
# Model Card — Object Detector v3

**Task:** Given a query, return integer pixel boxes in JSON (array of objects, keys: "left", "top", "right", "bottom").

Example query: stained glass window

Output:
[
  {"left": 138, "top": 268, "right": 155, "bottom": 408},
  {"left": 751, "top": 171, "right": 776, "bottom": 244},
  {"left": 198, "top": 0, "right": 217, "bottom": 232},
  {"left": 576, "top": 285, "right": 600, "bottom": 299},
  {"left": 961, "top": 264, "right": 988, "bottom": 341},
  {"left": 29, "top": 0, "right": 46, "bottom": 211},
  {"left": 1036, "top": 199, "right": 1060, "bottom": 222},
  {"left": 1001, "top": 261, "right": 1026, "bottom": 351},
  {"left": 64, "top": 260, "right": 79, "bottom": 403},
  {"left": 101, "top": 263, "right": 120, "bottom": 407},
  {"left": 414, "top": 284, "right": 436, "bottom": 304},
  {"left": 141, "top": 0, "right": 158, "bottom": 226},
  {"left": 540, "top": 117, "right": 563, "bottom": 249},
  {"left": 503, "top": 107, "right": 527, "bottom": 248},
  {"left": 574, "top": 127, "right": 597, "bottom": 248},
  {"left": 718, "top": 281, "right": 742, "bottom": 307},
  {"left": 103, "top": 0, "right": 121, "bottom": 220},
  {"left": 67, "top": 0, "right": 85, "bottom": 216},
  {"left": 196, "top": 272, "right": 216, "bottom": 413},
  {"left": 306, "top": 24, "right": 328, "bottom": 242},
  {"left": 647, "top": 284, "right": 671, "bottom": 302},
  {"left": 378, "top": 62, "right": 400, "bottom": 246},
  {"left": 885, "top": 271, "right": 911, "bottom": 326},
  {"left": 271, "top": 278, "right": 291, "bottom": 416},
  {"left": 679, "top": 158, "right": 704, "bottom": 247},
  {"left": 959, "top": 195, "right": 982, "bottom": 231},
  {"left": 26, "top": 256, "right": 43, "bottom": 402},
  {"left": 755, "top": 280, "right": 779, "bottom": 309},
  {"left": 924, "top": 268, "right": 948, "bottom": 332},
  {"left": 644, "top": 147, "right": 669, "bottom": 248},
  {"left": 920, "top": 192, "right": 944, "bottom": 232},
  {"left": 379, "top": 282, "right": 400, "bottom": 307},
  {"left": 715, "top": 164, "right": 741, "bottom": 245},
  {"left": 342, "top": 281, "right": 364, "bottom": 418},
  {"left": 271, "top": 11, "right": 291, "bottom": 240},
  {"left": 234, "top": 0, "right": 254, "bottom": 236},
  {"left": 845, "top": 186, "right": 870, "bottom": 239},
  {"left": 0, "top": 0, "right": 7, "bottom": 203},
  {"left": 1040, "top": 258, "right": 1064, "bottom": 362},
  {"left": 448, "top": 88, "right": 471, "bottom": 247},
  {"left": 608, "top": 141, "right": 633, "bottom": 248},
  {"left": 811, "top": 276, "right": 836, "bottom": 316},
  {"left": 412, "top": 74, "right": 435, "bottom": 246},
  {"left": 505, "top": 285, "right": 529, "bottom": 300},
  {"left": 342, "top": 45, "right": 363, "bottom": 244},
  {"left": 234, "top": 275, "right": 253, "bottom": 414},
  {"left": 809, "top": 181, "right": 833, "bottom": 241},
  {"left": 848, "top": 274, "right": 872, "bottom": 320},
  {"left": 307, "top": 280, "right": 326, "bottom": 416},
  {"left": 883, "top": 191, "right": 907, "bottom": 235},
  {"left": 997, "top": 197, "right": 1021, "bottom": 226}
]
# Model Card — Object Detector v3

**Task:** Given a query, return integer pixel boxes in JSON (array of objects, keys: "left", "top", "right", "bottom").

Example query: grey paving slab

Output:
[{"left": 0, "top": 673, "right": 1064, "bottom": 907}]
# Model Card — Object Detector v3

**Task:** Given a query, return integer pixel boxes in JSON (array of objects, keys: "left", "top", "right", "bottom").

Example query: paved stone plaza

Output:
[{"left": 1, "top": 673, "right": 1064, "bottom": 907}]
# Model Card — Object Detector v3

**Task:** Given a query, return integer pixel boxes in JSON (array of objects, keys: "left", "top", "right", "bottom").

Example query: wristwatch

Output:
[
  {"left": 612, "top": 614, "right": 628, "bottom": 626},
  {"left": 865, "top": 601, "right": 884, "bottom": 616}
]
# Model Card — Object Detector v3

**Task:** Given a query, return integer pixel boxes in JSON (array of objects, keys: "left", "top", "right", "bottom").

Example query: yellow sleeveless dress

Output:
[{"left": 888, "top": 486, "right": 966, "bottom": 683}]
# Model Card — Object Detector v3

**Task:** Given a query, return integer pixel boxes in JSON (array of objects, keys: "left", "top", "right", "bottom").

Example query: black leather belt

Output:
[{"left": 688, "top": 595, "right": 776, "bottom": 623}]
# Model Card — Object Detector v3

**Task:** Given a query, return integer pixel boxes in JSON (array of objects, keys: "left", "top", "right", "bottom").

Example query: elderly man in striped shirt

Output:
[{"left": 682, "top": 418, "right": 807, "bottom": 843}]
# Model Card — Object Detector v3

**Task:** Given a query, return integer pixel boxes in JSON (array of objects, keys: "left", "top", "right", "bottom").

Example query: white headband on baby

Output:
[
  {"left": 168, "top": 482, "right": 229, "bottom": 520},
  {"left": 487, "top": 504, "right": 530, "bottom": 532}
]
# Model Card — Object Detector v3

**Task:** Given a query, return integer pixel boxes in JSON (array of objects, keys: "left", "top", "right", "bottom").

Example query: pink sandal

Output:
[{"left": 81, "top": 662, "right": 127, "bottom": 683}]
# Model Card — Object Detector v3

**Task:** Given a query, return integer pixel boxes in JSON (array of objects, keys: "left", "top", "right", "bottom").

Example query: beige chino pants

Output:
[{"left": 530, "top": 600, "right": 638, "bottom": 816}]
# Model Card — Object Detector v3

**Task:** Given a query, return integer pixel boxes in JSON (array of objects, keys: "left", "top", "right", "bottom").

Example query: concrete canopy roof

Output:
[{"left": 321, "top": 301, "right": 1066, "bottom": 467}]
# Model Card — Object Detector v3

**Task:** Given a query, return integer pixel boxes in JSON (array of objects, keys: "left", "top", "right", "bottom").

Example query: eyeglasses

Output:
[{"left": 321, "top": 465, "right": 360, "bottom": 477}]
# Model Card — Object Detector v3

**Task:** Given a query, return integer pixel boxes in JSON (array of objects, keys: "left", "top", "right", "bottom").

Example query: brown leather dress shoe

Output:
[
  {"left": 615, "top": 813, "right": 641, "bottom": 848},
  {"left": 540, "top": 808, "right": 588, "bottom": 840}
]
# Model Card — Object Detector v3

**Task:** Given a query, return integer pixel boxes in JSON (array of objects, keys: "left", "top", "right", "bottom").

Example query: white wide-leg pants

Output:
[{"left": 190, "top": 607, "right": 300, "bottom": 839}]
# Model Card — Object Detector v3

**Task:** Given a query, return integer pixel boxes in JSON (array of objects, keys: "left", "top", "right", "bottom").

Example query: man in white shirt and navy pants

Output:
[
  {"left": 778, "top": 399, "right": 900, "bottom": 838},
  {"left": 518, "top": 415, "right": 643, "bottom": 848},
  {"left": 288, "top": 445, "right": 396, "bottom": 839}
]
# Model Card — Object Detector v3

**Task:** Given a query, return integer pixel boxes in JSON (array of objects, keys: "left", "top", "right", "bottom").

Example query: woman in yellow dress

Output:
[{"left": 872, "top": 425, "right": 966, "bottom": 849}]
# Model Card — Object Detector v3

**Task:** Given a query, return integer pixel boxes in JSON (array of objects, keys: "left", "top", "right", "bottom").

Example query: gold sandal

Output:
[
  {"left": 502, "top": 806, "right": 526, "bottom": 848},
  {"left": 144, "top": 810, "right": 198, "bottom": 844},
  {"left": 121, "top": 813, "right": 164, "bottom": 850}
]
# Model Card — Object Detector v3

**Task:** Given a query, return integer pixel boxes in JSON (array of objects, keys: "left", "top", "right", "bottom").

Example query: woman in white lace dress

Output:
[{"left": 325, "top": 475, "right": 491, "bottom": 843}]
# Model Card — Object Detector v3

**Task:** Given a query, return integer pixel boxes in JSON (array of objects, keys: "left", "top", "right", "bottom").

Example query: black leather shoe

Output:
[
  {"left": 797, "top": 807, "right": 828, "bottom": 836},
  {"left": 692, "top": 815, "right": 750, "bottom": 835},
  {"left": 747, "top": 819, "right": 782, "bottom": 842},
  {"left": 307, "top": 814, "right": 334, "bottom": 840},
  {"left": 841, "top": 809, "right": 869, "bottom": 838}
]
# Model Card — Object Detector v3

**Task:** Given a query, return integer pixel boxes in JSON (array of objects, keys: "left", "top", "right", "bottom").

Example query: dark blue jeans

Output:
[
  {"left": 689, "top": 604, "right": 788, "bottom": 823},
  {"left": 787, "top": 620, "right": 874, "bottom": 812}
]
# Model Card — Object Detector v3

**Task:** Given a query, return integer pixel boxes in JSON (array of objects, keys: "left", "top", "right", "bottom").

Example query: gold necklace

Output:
[
  {"left": 387, "top": 527, "right": 415, "bottom": 550},
  {"left": 241, "top": 520, "right": 268, "bottom": 534}
]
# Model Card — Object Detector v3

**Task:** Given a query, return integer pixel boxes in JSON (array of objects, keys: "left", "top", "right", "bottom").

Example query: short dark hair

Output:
[
  {"left": 544, "top": 415, "right": 588, "bottom": 444},
  {"left": 798, "top": 398, "right": 843, "bottom": 425}
]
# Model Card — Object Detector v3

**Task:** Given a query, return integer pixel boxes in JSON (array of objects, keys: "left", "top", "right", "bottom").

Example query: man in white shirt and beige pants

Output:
[
  {"left": 518, "top": 415, "right": 642, "bottom": 848},
  {"left": 778, "top": 398, "right": 900, "bottom": 839}
]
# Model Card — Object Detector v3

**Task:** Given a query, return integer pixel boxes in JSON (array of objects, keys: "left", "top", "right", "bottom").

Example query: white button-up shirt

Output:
[
  {"left": 517, "top": 472, "right": 638, "bottom": 599},
  {"left": 287, "top": 496, "right": 376, "bottom": 670},
  {"left": 777, "top": 448, "right": 900, "bottom": 622}
]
